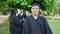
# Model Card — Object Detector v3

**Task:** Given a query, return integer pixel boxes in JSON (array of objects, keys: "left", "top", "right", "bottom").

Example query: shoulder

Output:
[
  {"left": 25, "top": 15, "right": 31, "bottom": 19},
  {"left": 14, "top": 16, "right": 19, "bottom": 19},
  {"left": 24, "top": 15, "right": 31, "bottom": 22},
  {"left": 17, "top": 14, "right": 20, "bottom": 16},
  {"left": 39, "top": 15, "right": 44, "bottom": 18},
  {"left": 39, "top": 15, "right": 46, "bottom": 20},
  {"left": 17, "top": 14, "right": 21, "bottom": 16},
  {"left": 9, "top": 15, "right": 14, "bottom": 19}
]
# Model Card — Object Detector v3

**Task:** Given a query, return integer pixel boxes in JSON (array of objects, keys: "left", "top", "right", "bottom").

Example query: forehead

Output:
[
  {"left": 20, "top": 9, "right": 23, "bottom": 10},
  {"left": 32, "top": 6, "right": 39, "bottom": 8}
]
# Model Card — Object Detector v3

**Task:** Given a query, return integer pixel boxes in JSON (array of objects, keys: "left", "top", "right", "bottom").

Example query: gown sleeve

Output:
[
  {"left": 22, "top": 18, "right": 29, "bottom": 34},
  {"left": 44, "top": 18, "right": 53, "bottom": 34},
  {"left": 13, "top": 16, "right": 21, "bottom": 27}
]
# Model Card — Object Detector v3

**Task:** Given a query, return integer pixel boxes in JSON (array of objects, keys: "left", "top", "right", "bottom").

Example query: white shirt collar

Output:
[
  {"left": 20, "top": 13, "right": 23, "bottom": 16},
  {"left": 33, "top": 16, "right": 38, "bottom": 20}
]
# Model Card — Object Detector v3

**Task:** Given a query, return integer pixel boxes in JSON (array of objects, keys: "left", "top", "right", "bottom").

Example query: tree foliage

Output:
[
  {"left": 0, "top": 0, "right": 56, "bottom": 15},
  {"left": 7, "top": 0, "right": 33, "bottom": 9},
  {"left": 7, "top": 0, "right": 56, "bottom": 10}
]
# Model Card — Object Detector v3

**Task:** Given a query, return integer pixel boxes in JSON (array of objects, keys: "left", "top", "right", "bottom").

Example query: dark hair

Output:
[{"left": 10, "top": 8, "right": 16, "bottom": 15}]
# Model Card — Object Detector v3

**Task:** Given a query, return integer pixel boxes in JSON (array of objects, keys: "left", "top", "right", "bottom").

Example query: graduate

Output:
[
  {"left": 17, "top": 9, "right": 26, "bottom": 22},
  {"left": 22, "top": 0, "right": 52, "bottom": 34},
  {"left": 17, "top": 8, "right": 26, "bottom": 34},
  {"left": 9, "top": 8, "right": 18, "bottom": 34},
  {"left": 9, "top": 8, "right": 22, "bottom": 34}
]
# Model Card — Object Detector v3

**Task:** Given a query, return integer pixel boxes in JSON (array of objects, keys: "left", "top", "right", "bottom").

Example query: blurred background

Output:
[{"left": 0, "top": 0, "right": 60, "bottom": 34}]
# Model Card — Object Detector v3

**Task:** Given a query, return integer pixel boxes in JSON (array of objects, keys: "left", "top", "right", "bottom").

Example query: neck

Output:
[
  {"left": 32, "top": 14, "right": 39, "bottom": 20},
  {"left": 32, "top": 14, "right": 38, "bottom": 17}
]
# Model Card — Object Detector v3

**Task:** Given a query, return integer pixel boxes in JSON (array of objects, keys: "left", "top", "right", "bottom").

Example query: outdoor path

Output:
[{"left": 0, "top": 15, "right": 8, "bottom": 24}]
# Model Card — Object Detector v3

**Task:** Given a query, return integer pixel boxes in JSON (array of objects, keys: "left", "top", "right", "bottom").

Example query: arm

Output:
[
  {"left": 44, "top": 18, "right": 53, "bottom": 34},
  {"left": 22, "top": 18, "right": 29, "bottom": 34}
]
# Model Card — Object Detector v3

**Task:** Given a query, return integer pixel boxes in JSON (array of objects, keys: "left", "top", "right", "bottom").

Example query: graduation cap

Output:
[
  {"left": 10, "top": 8, "right": 15, "bottom": 13},
  {"left": 10, "top": 8, "right": 16, "bottom": 15},
  {"left": 31, "top": 0, "right": 40, "bottom": 7}
]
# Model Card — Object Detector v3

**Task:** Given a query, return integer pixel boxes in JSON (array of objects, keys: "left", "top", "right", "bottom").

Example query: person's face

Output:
[
  {"left": 20, "top": 9, "right": 23, "bottom": 13},
  {"left": 31, "top": 6, "right": 39, "bottom": 16}
]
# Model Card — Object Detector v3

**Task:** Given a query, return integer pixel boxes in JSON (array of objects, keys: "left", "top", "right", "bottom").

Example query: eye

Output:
[
  {"left": 32, "top": 8, "right": 35, "bottom": 9},
  {"left": 36, "top": 8, "right": 38, "bottom": 9}
]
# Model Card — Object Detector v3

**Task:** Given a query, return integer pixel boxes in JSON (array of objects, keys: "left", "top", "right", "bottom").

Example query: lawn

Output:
[
  {"left": 0, "top": 19, "right": 10, "bottom": 34},
  {"left": 47, "top": 19, "right": 60, "bottom": 34},
  {"left": 0, "top": 19, "right": 60, "bottom": 34}
]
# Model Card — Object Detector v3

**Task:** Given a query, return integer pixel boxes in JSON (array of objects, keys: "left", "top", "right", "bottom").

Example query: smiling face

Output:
[{"left": 31, "top": 6, "right": 39, "bottom": 16}]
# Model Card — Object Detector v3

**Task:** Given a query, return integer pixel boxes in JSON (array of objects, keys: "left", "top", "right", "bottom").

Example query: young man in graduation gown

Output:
[
  {"left": 9, "top": 8, "right": 23, "bottom": 34},
  {"left": 17, "top": 9, "right": 26, "bottom": 21},
  {"left": 22, "top": 1, "right": 52, "bottom": 34},
  {"left": 17, "top": 9, "right": 26, "bottom": 34}
]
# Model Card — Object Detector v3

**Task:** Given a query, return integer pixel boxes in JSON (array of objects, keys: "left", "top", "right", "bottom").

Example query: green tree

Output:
[
  {"left": 0, "top": 0, "right": 56, "bottom": 15},
  {"left": 7, "top": 0, "right": 33, "bottom": 9},
  {"left": 0, "top": 0, "right": 9, "bottom": 15},
  {"left": 7, "top": 0, "right": 56, "bottom": 11},
  {"left": 39, "top": 0, "right": 56, "bottom": 14}
]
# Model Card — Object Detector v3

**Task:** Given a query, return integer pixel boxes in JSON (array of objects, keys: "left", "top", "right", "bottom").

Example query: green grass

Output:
[
  {"left": 0, "top": 19, "right": 10, "bottom": 34},
  {"left": 47, "top": 19, "right": 60, "bottom": 34},
  {"left": 0, "top": 19, "right": 60, "bottom": 34}
]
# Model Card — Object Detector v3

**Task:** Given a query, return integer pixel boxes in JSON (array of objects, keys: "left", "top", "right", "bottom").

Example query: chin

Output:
[
  {"left": 34, "top": 13, "right": 38, "bottom": 14},
  {"left": 34, "top": 14, "right": 38, "bottom": 15}
]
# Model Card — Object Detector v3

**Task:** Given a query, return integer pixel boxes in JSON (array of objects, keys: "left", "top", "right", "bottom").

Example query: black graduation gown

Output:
[
  {"left": 17, "top": 14, "right": 26, "bottom": 23},
  {"left": 9, "top": 15, "right": 19, "bottom": 34},
  {"left": 17, "top": 14, "right": 26, "bottom": 25},
  {"left": 15, "top": 14, "right": 26, "bottom": 34},
  {"left": 22, "top": 15, "right": 52, "bottom": 34},
  {"left": 14, "top": 16, "right": 22, "bottom": 34}
]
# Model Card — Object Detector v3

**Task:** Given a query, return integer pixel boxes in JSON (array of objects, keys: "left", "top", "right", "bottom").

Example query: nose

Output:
[{"left": 34, "top": 8, "right": 36, "bottom": 11}]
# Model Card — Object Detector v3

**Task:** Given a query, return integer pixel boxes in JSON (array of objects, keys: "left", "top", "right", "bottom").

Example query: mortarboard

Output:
[{"left": 31, "top": 0, "right": 40, "bottom": 7}]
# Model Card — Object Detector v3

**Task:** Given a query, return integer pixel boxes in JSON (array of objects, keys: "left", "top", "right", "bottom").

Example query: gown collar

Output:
[{"left": 31, "top": 15, "right": 40, "bottom": 20}]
